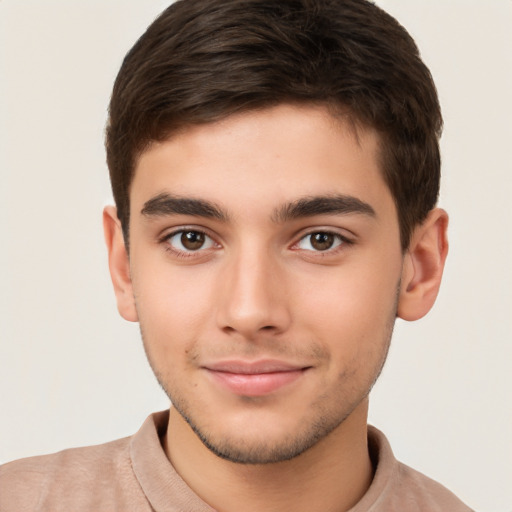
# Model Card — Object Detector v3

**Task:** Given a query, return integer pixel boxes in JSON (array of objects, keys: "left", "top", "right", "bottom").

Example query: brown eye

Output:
[
  {"left": 310, "top": 233, "right": 335, "bottom": 251},
  {"left": 296, "top": 232, "right": 344, "bottom": 252},
  {"left": 165, "top": 230, "right": 216, "bottom": 253},
  {"left": 181, "top": 231, "right": 205, "bottom": 250}
]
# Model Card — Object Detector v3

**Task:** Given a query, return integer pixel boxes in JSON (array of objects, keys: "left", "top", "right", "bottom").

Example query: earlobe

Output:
[
  {"left": 397, "top": 208, "right": 449, "bottom": 321},
  {"left": 103, "top": 206, "right": 139, "bottom": 322}
]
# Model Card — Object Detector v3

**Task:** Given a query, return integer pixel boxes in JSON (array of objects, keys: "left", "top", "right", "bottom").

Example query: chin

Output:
[{"left": 175, "top": 399, "right": 349, "bottom": 465}]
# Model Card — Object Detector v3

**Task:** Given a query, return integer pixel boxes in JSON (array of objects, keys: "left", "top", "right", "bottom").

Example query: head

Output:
[
  {"left": 106, "top": 0, "right": 442, "bottom": 252},
  {"left": 104, "top": 0, "right": 448, "bottom": 465}
]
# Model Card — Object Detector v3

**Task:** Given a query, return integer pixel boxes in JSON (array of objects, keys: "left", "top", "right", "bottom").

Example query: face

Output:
[{"left": 126, "top": 105, "right": 404, "bottom": 463}]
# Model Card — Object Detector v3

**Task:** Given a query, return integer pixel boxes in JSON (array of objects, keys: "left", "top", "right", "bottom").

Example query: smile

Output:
[{"left": 203, "top": 360, "right": 311, "bottom": 397}]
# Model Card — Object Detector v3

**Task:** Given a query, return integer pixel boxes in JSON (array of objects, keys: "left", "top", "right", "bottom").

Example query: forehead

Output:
[{"left": 130, "top": 104, "right": 393, "bottom": 221}]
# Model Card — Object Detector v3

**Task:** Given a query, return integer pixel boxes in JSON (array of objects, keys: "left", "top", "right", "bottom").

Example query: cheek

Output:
[
  {"left": 290, "top": 256, "right": 400, "bottom": 360},
  {"left": 131, "top": 262, "right": 216, "bottom": 353},
  {"left": 293, "top": 266, "right": 398, "bottom": 327}
]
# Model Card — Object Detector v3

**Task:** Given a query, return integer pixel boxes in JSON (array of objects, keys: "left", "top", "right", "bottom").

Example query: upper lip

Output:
[{"left": 203, "top": 360, "right": 309, "bottom": 374}]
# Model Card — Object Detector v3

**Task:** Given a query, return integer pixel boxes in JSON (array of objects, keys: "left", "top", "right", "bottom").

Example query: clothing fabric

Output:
[{"left": 0, "top": 410, "right": 473, "bottom": 511}]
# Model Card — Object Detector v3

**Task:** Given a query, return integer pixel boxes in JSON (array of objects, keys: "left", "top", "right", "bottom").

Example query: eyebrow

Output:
[
  {"left": 272, "top": 194, "right": 376, "bottom": 223},
  {"left": 141, "top": 193, "right": 228, "bottom": 221},
  {"left": 140, "top": 192, "right": 376, "bottom": 223}
]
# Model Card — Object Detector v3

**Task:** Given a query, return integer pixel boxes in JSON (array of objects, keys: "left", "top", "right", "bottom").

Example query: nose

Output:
[{"left": 216, "top": 245, "right": 291, "bottom": 339}]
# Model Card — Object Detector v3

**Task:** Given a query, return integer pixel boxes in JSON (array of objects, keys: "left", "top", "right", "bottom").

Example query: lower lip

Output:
[{"left": 207, "top": 369, "right": 306, "bottom": 397}]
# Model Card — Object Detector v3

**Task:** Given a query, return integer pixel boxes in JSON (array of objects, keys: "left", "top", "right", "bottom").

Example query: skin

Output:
[{"left": 104, "top": 104, "right": 448, "bottom": 512}]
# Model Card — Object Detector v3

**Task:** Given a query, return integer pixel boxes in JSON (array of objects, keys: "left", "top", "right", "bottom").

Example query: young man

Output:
[{"left": 0, "top": 0, "right": 473, "bottom": 510}]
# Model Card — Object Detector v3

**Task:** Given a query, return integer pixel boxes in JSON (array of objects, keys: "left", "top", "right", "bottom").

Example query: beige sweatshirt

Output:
[{"left": 0, "top": 410, "right": 473, "bottom": 511}]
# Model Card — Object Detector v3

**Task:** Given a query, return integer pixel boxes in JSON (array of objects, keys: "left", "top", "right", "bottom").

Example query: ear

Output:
[
  {"left": 103, "top": 206, "right": 138, "bottom": 322},
  {"left": 397, "top": 208, "right": 449, "bottom": 321}
]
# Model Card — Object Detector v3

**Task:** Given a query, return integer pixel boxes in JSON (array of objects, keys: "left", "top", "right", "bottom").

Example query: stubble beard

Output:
[
  {"left": 170, "top": 392, "right": 354, "bottom": 465},
  {"left": 139, "top": 287, "right": 398, "bottom": 465}
]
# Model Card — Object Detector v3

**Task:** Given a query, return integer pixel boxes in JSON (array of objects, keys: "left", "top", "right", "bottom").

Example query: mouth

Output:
[{"left": 202, "top": 360, "right": 311, "bottom": 397}]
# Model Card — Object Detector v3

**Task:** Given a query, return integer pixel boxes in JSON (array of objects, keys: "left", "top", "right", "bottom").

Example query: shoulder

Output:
[
  {"left": 393, "top": 461, "right": 474, "bottom": 512},
  {"left": 0, "top": 437, "right": 142, "bottom": 512},
  {"left": 362, "top": 426, "right": 474, "bottom": 512}
]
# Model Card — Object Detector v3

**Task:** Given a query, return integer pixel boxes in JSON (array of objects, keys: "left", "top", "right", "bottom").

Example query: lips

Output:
[{"left": 203, "top": 360, "right": 310, "bottom": 397}]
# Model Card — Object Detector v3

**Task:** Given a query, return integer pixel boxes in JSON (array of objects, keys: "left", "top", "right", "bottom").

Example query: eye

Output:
[
  {"left": 296, "top": 231, "right": 346, "bottom": 252},
  {"left": 165, "top": 230, "right": 216, "bottom": 252}
]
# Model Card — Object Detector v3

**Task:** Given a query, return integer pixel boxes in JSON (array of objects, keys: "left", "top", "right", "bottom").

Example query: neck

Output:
[{"left": 164, "top": 400, "right": 373, "bottom": 512}]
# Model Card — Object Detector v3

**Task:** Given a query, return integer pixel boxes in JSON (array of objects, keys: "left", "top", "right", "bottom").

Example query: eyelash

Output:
[
  {"left": 159, "top": 227, "right": 354, "bottom": 259},
  {"left": 159, "top": 228, "right": 218, "bottom": 259},
  {"left": 292, "top": 230, "right": 354, "bottom": 255}
]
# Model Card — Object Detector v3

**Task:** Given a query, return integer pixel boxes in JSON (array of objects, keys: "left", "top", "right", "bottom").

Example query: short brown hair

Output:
[{"left": 106, "top": 0, "right": 442, "bottom": 250}]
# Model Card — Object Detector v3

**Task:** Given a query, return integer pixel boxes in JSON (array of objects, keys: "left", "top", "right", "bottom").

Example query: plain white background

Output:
[{"left": 1, "top": 1, "right": 511, "bottom": 510}]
